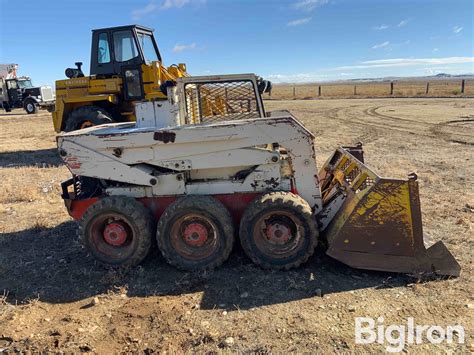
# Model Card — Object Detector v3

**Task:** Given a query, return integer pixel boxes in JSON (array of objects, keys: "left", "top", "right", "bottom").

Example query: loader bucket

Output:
[{"left": 319, "top": 146, "right": 460, "bottom": 277}]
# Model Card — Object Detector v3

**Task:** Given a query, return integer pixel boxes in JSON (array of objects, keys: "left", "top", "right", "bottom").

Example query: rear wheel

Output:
[
  {"left": 156, "top": 196, "right": 234, "bottom": 271},
  {"left": 2, "top": 102, "right": 11, "bottom": 112},
  {"left": 80, "top": 196, "right": 154, "bottom": 267},
  {"left": 64, "top": 105, "right": 113, "bottom": 132},
  {"left": 239, "top": 192, "right": 318, "bottom": 270},
  {"left": 24, "top": 98, "right": 38, "bottom": 114}
]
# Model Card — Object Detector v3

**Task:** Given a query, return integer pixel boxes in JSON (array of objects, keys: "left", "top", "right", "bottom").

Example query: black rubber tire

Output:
[
  {"left": 239, "top": 192, "right": 318, "bottom": 270},
  {"left": 156, "top": 196, "right": 234, "bottom": 271},
  {"left": 2, "top": 102, "right": 11, "bottom": 112},
  {"left": 24, "top": 98, "right": 38, "bottom": 114},
  {"left": 79, "top": 196, "right": 154, "bottom": 268},
  {"left": 64, "top": 105, "right": 113, "bottom": 132}
]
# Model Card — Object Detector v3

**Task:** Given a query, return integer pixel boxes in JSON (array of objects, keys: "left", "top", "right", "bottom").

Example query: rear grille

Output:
[
  {"left": 40, "top": 87, "right": 54, "bottom": 101},
  {"left": 184, "top": 80, "right": 260, "bottom": 124}
]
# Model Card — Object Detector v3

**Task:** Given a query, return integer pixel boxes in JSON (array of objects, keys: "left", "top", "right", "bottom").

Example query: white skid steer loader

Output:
[{"left": 57, "top": 74, "right": 460, "bottom": 276}]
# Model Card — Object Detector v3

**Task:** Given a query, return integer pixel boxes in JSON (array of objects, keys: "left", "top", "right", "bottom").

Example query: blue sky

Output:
[{"left": 1, "top": 0, "right": 473, "bottom": 86}]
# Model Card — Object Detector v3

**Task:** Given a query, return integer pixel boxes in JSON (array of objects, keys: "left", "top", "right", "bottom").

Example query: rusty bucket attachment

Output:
[{"left": 318, "top": 145, "right": 460, "bottom": 277}]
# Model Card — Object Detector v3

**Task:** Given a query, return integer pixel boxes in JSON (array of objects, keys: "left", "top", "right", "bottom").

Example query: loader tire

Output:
[
  {"left": 80, "top": 196, "right": 154, "bottom": 268},
  {"left": 156, "top": 196, "right": 234, "bottom": 271},
  {"left": 64, "top": 105, "right": 113, "bottom": 132},
  {"left": 239, "top": 192, "right": 318, "bottom": 270}
]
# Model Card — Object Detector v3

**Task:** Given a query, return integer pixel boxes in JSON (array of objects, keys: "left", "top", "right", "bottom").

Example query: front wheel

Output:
[
  {"left": 64, "top": 105, "right": 113, "bottom": 132},
  {"left": 239, "top": 192, "right": 318, "bottom": 270},
  {"left": 24, "top": 98, "right": 38, "bottom": 114}
]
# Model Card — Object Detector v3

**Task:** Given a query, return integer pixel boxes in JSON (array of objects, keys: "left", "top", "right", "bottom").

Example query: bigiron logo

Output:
[{"left": 355, "top": 317, "right": 465, "bottom": 352}]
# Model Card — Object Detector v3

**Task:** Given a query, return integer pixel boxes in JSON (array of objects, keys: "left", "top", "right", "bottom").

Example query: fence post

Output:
[
  {"left": 390, "top": 82, "right": 394, "bottom": 95},
  {"left": 354, "top": 85, "right": 357, "bottom": 96},
  {"left": 318, "top": 85, "right": 321, "bottom": 97},
  {"left": 461, "top": 79, "right": 465, "bottom": 94},
  {"left": 425, "top": 82, "right": 430, "bottom": 95}
]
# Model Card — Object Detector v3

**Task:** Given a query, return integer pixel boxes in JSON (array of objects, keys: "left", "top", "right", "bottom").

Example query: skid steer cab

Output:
[
  {"left": 52, "top": 24, "right": 189, "bottom": 133},
  {"left": 57, "top": 73, "right": 460, "bottom": 277}
]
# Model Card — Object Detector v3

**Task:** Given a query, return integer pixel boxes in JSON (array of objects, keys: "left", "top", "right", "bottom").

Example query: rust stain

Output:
[
  {"left": 97, "top": 133, "right": 128, "bottom": 138},
  {"left": 64, "top": 156, "right": 81, "bottom": 170}
]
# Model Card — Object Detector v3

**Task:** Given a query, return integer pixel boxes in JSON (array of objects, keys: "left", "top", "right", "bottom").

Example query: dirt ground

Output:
[{"left": 0, "top": 98, "right": 473, "bottom": 353}]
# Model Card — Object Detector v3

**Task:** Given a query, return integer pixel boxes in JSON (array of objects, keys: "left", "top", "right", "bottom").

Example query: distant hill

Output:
[
  {"left": 432, "top": 73, "right": 473, "bottom": 78},
  {"left": 273, "top": 73, "right": 474, "bottom": 85},
  {"left": 344, "top": 73, "right": 474, "bottom": 83}
]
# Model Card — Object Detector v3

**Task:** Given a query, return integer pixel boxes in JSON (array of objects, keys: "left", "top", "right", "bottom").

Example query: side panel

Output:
[
  {"left": 65, "top": 193, "right": 261, "bottom": 227},
  {"left": 58, "top": 116, "right": 322, "bottom": 210}
]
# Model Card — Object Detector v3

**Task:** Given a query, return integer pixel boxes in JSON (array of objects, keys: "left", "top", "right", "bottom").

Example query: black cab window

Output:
[
  {"left": 137, "top": 33, "right": 159, "bottom": 63},
  {"left": 113, "top": 30, "right": 139, "bottom": 62},
  {"left": 98, "top": 33, "right": 111, "bottom": 64}
]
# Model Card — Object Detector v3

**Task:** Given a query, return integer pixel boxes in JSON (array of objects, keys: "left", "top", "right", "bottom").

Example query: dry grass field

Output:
[
  {"left": 264, "top": 80, "right": 474, "bottom": 100},
  {"left": 0, "top": 98, "right": 473, "bottom": 353}
]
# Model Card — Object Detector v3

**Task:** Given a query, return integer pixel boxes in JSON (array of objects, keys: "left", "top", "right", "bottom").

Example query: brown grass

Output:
[{"left": 263, "top": 79, "right": 474, "bottom": 100}]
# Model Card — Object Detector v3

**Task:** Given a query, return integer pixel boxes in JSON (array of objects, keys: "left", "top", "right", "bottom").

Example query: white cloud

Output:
[
  {"left": 132, "top": 2, "right": 159, "bottom": 20},
  {"left": 373, "top": 24, "right": 389, "bottom": 30},
  {"left": 132, "top": 0, "right": 206, "bottom": 19},
  {"left": 397, "top": 19, "right": 409, "bottom": 27},
  {"left": 433, "top": 48, "right": 439, "bottom": 52},
  {"left": 172, "top": 43, "right": 197, "bottom": 53},
  {"left": 372, "top": 41, "right": 391, "bottom": 50},
  {"left": 287, "top": 17, "right": 312, "bottom": 26},
  {"left": 162, "top": 0, "right": 192, "bottom": 9},
  {"left": 293, "top": 0, "right": 329, "bottom": 11},
  {"left": 452, "top": 26, "right": 463, "bottom": 34},
  {"left": 336, "top": 57, "right": 474, "bottom": 70},
  {"left": 267, "top": 72, "right": 329, "bottom": 83},
  {"left": 266, "top": 57, "right": 474, "bottom": 83}
]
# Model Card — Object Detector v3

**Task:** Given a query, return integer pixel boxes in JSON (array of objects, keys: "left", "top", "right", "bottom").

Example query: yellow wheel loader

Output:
[
  {"left": 52, "top": 25, "right": 189, "bottom": 132},
  {"left": 56, "top": 67, "right": 460, "bottom": 276}
]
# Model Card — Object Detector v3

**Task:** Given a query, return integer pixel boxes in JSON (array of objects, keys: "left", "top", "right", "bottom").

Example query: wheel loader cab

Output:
[
  {"left": 90, "top": 25, "right": 162, "bottom": 100},
  {"left": 90, "top": 25, "right": 161, "bottom": 77},
  {"left": 53, "top": 24, "right": 190, "bottom": 133}
]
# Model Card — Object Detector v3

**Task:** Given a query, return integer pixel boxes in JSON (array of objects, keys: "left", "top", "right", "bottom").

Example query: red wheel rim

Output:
[
  {"left": 170, "top": 213, "right": 218, "bottom": 261},
  {"left": 103, "top": 222, "right": 128, "bottom": 246},
  {"left": 89, "top": 213, "right": 135, "bottom": 261},
  {"left": 183, "top": 222, "right": 209, "bottom": 247},
  {"left": 265, "top": 222, "right": 292, "bottom": 244},
  {"left": 253, "top": 211, "right": 304, "bottom": 259}
]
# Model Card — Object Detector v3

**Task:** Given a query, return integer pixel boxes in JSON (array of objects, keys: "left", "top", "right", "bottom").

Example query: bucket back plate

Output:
[{"left": 319, "top": 147, "right": 460, "bottom": 277}]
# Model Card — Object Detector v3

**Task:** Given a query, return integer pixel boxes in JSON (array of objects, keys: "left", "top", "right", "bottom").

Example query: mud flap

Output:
[{"left": 318, "top": 147, "right": 460, "bottom": 277}]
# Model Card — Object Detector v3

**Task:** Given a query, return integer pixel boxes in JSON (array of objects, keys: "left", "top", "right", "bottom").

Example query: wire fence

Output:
[{"left": 263, "top": 79, "right": 473, "bottom": 100}]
